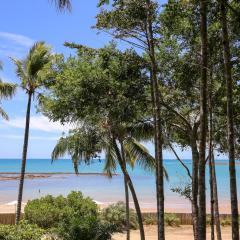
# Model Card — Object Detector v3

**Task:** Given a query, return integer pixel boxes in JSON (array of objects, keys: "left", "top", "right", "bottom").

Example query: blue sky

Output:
[{"left": 0, "top": 0, "right": 224, "bottom": 159}]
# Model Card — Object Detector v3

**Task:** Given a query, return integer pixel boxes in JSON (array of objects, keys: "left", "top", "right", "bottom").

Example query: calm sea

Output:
[{"left": 0, "top": 159, "right": 239, "bottom": 212}]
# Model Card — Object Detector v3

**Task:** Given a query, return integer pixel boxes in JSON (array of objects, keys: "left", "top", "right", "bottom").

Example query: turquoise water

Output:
[{"left": 0, "top": 159, "right": 239, "bottom": 212}]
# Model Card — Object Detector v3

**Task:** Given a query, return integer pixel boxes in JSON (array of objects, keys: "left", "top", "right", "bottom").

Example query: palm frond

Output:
[
  {"left": 0, "top": 80, "right": 17, "bottom": 99},
  {"left": 10, "top": 58, "right": 28, "bottom": 87},
  {"left": 124, "top": 137, "right": 169, "bottom": 181},
  {"left": 128, "top": 120, "right": 154, "bottom": 142},
  {"left": 103, "top": 145, "right": 117, "bottom": 178},
  {"left": 52, "top": 137, "right": 69, "bottom": 160},
  {"left": 124, "top": 137, "right": 155, "bottom": 172},
  {"left": 51, "top": 0, "right": 72, "bottom": 11},
  {"left": 0, "top": 107, "right": 9, "bottom": 120}
]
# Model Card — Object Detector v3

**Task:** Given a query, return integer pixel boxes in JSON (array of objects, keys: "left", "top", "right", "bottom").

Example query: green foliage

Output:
[
  {"left": 101, "top": 202, "right": 138, "bottom": 232},
  {"left": 143, "top": 213, "right": 180, "bottom": 226},
  {"left": 164, "top": 214, "right": 180, "bottom": 227},
  {"left": 143, "top": 214, "right": 157, "bottom": 225},
  {"left": 0, "top": 221, "right": 46, "bottom": 240},
  {"left": 171, "top": 182, "right": 192, "bottom": 201},
  {"left": 220, "top": 217, "right": 232, "bottom": 227},
  {"left": 11, "top": 41, "right": 52, "bottom": 94},
  {"left": 25, "top": 191, "right": 112, "bottom": 240}
]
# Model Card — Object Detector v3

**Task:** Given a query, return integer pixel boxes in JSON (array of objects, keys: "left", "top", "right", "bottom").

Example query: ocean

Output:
[{"left": 0, "top": 159, "right": 239, "bottom": 213}]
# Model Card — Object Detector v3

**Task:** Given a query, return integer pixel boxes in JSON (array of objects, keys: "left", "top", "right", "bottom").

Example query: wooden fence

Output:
[
  {"left": 0, "top": 214, "right": 23, "bottom": 225},
  {"left": 0, "top": 213, "right": 231, "bottom": 225},
  {"left": 142, "top": 212, "right": 231, "bottom": 225}
]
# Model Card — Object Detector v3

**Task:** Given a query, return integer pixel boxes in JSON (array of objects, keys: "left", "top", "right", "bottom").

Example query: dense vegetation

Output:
[{"left": 0, "top": 0, "right": 239, "bottom": 240}]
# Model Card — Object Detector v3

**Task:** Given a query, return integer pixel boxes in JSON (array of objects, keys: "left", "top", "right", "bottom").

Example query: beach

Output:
[{"left": 112, "top": 226, "right": 232, "bottom": 240}]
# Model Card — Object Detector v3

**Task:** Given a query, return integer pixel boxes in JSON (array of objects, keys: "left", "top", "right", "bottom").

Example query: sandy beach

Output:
[{"left": 112, "top": 226, "right": 232, "bottom": 240}]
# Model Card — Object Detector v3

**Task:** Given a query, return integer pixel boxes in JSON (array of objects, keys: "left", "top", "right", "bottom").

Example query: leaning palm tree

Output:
[
  {"left": 52, "top": 121, "right": 167, "bottom": 240},
  {"left": 0, "top": 63, "right": 16, "bottom": 120},
  {"left": 11, "top": 42, "right": 52, "bottom": 224}
]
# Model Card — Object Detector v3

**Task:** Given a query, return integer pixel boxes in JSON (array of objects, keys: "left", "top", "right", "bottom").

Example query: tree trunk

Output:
[
  {"left": 220, "top": 2, "right": 239, "bottom": 240},
  {"left": 208, "top": 67, "right": 222, "bottom": 240},
  {"left": 190, "top": 133, "right": 199, "bottom": 240},
  {"left": 113, "top": 138, "right": 145, "bottom": 240},
  {"left": 198, "top": 0, "right": 208, "bottom": 239},
  {"left": 16, "top": 93, "right": 32, "bottom": 224},
  {"left": 120, "top": 142, "right": 130, "bottom": 240},
  {"left": 209, "top": 137, "right": 215, "bottom": 240},
  {"left": 208, "top": 70, "right": 215, "bottom": 240},
  {"left": 145, "top": 1, "right": 165, "bottom": 239},
  {"left": 212, "top": 153, "right": 222, "bottom": 240}
]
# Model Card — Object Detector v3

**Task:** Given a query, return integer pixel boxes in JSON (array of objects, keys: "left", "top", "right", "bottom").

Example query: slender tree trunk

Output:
[
  {"left": 212, "top": 153, "right": 222, "bottom": 240},
  {"left": 145, "top": 1, "right": 165, "bottom": 239},
  {"left": 208, "top": 70, "right": 215, "bottom": 240},
  {"left": 16, "top": 93, "right": 32, "bottom": 224},
  {"left": 120, "top": 142, "right": 130, "bottom": 240},
  {"left": 209, "top": 136, "right": 215, "bottom": 240},
  {"left": 198, "top": 0, "right": 208, "bottom": 239},
  {"left": 190, "top": 133, "right": 200, "bottom": 240},
  {"left": 113, "top": 138, "right": 145, "bottom": 240},
  {"left": 220, "top": 2, "right": 239, "bottom": 239},
  {"left": 208, "top": 68, "right": 222, "bottom": 240}
]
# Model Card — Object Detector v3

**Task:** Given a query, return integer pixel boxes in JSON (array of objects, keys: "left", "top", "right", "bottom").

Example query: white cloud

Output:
[
  {"left": 3, "top": 115, "right": 72, "bottom": 133},
  {"left": 0, "top": 32, "right": 35, "bottom": 58},
  {"left": 0, "top": 32, "right": 34, "bottom": 48}
]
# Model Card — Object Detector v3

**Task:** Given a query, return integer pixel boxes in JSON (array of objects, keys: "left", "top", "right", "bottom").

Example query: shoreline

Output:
[{"left": 0, "top": 172, "right": 118, "bottom": 181}]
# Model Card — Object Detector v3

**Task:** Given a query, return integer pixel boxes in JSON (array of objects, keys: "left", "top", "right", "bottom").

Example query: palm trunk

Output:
[
  {"left": 16, "top": 93, "right": 32, "bottom": 224},
  {"left": 190, "top": 133, "right": 199, "bottom": 240},
  {"left": 220, "top": 2, "right": 239, "bottom": 240},
  {"left": 113, "top": 138, "right": 145, "bottom": 240},
  {"left": 198, "top": 0, "right": 208, "bottom": 239},
  {"left": 145, "top": 1, "right": 165, "bottom": 239},
  {"left": 120, "top": 142, "right": 130, "bottom": 240}
]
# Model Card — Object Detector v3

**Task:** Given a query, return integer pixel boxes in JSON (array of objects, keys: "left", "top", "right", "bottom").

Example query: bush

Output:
[
  {"left": 101, "top": 202, "right": 138, "bottom": 232},
  {"left": 221, "top": 217, "right": 231, "bottom": 226},
  {"left": 164, "top": 214, "right": 180, "bottom": 227},
  {"left": 25, "top": 191, "right": 112, "bottom": 240},
  {"left": 0, "top": 221, "right": 46, "bottom": 240},
  {"left": 143, "top": 213, "right": 180, "bottom": 226},
  {"left": 143, "top": 214, "right": 157, "bottom": 225}
]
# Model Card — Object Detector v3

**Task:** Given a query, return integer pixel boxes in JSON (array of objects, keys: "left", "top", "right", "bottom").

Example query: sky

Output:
[{"left": 0, "top": 0, "right": 225, "bottom": 159}]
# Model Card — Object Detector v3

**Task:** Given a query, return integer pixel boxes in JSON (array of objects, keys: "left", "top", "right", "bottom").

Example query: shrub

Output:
[
  {"left": 101, "top": 202, "right": 138, "bottom": 232},
  {"left": 164, "top": 214, "right": 180, "bottom": 227},
  {"left": 25, "top": 191, "right": 112, "bottom": 240},
  {"left": 221, "top": 217, "right": 231, "bottom": 226},
  {"left": 143, "top": 214, "right": 157, "bottom": 225},
  {"left": 0, "top": 221, "right": 46, "bottom": 240}
]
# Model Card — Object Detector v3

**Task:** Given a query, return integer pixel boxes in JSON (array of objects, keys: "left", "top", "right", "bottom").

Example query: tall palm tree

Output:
[
  {"left": 0, "top": 63, "right": 16, "bottom": 120},
  {"left": 52, "top": 121, "right": 163, "bottom": 240},
  {"left": 11, "top": 42, "right": 52, "bottom": 224}
]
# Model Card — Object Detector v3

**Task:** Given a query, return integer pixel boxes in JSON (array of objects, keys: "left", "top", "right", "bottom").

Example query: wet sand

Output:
[{"left": 112, "top": 225, "right": 232, "bottom": 240}]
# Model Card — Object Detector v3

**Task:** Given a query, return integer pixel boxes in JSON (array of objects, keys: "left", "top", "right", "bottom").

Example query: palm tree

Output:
[
  {"left": 11, "top": 42, "right": 52, "bottom": 224},
  {"left": 0, "top": 63, "right": 16, "bottom": 120},
  {"left": 52, "top": 121, "right": 164, "bottom": 240}
]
